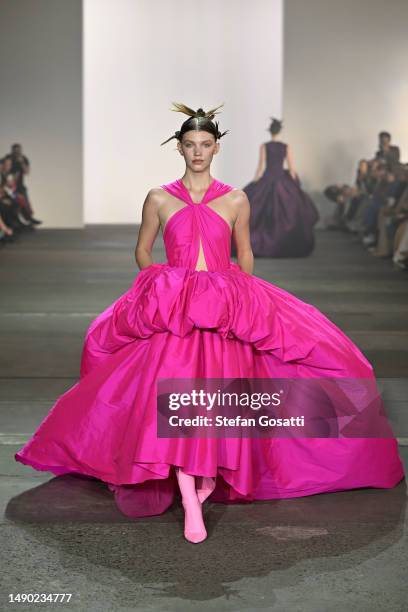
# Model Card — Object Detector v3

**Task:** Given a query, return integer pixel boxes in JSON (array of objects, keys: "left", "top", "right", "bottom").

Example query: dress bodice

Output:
[
  {"left": 265, "top": 141, "right": 287, "bottom": 177},
  {"left": 160, "top": 178, "right": 235, "bottom": 272}
]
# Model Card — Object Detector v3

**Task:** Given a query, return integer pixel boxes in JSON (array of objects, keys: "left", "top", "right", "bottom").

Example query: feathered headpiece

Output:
[{"left": 160, "top": 102, "right": 229, "bottom": 146}]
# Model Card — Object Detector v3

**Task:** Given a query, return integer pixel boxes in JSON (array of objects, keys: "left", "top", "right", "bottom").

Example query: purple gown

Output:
[
  {"left": 15, "top": 178, "right": 404, "bottom": 518},
  {"left": 233, "top": 141, "right": 319, "bottom": 257}
]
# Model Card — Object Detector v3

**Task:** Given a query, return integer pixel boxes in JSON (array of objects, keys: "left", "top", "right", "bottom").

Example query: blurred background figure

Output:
[
  {"left": 323, "top": 131, "right": 408, "bottom": 269},
  {"left": 0, "top": 144, "right": 42, "bottom": 247},
  {"left": 232, "top": 118, "right": 319, "bottom": 258},
  {"left": 375, "top": 131, "right": 400, "bottom": 169}
]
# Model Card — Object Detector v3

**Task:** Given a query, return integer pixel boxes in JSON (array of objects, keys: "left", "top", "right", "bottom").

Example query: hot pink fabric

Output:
[{"left": 15, "top": 178, "right": 405, "bottom": 517}]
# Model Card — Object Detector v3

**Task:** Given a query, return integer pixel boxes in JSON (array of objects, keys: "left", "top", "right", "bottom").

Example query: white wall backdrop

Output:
[
  {"left": 284, "top": 0, "right": 408, "bottom": 198},
  {"left": 84, "top": 0, "right": 283, "bottom": 223},
  {"left": 3, "top": 1, "right": 406, "bottom": 228}
]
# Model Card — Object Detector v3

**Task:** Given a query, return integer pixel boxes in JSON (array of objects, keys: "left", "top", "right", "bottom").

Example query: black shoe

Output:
[{"left": 30, "top": 217, "right": 42, "bottom": 225}]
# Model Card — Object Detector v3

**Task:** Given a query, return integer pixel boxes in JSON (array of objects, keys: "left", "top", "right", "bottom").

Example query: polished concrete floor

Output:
[{"left": 1, "top": 226, "right": 407, "bottom": 612}]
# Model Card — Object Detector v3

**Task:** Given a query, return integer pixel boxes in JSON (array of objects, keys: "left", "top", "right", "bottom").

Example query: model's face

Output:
[
  {"left": 177, "top": 130, "right": 219, "bottom": 171},
  {"left": 12, "top": 146, "right": 22, "bottom": 156}
]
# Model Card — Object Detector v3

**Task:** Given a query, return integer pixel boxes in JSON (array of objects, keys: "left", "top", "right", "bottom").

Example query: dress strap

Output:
[
  {"left": 161, "top": 178, "right": 234, "bottom": 206},
  {"left": 161, "top": 180, "right": 191, "bottom": 205},
  {"left": 202, "top": 179, "right": 234, "bottom": 204}
]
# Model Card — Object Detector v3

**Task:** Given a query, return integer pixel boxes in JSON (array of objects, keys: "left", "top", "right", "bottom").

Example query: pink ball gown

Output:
[{"left": 15, "top": 177, "right": 405, "bottom": 517}]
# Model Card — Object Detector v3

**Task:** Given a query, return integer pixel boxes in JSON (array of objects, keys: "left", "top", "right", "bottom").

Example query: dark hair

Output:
[
  {"left": 268, "top": 117, "right": 283, "bottom": 136},
  {"left": 324, "top": 185, "right": 341, "bottom": 203},
  {"left": 379, "top": 131, "right": 391, "bottom": 140},
  {"left": 160, "top": 102, "right": 229, "bottom": 146},
  {"left": 11, "top": 143, "right": 21, "bottom": 149}
]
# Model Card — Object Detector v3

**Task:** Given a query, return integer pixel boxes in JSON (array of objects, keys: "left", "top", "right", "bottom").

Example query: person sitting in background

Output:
[
  {"left": 323, "top": 184, "right": 359, "bottom": 231},
  {"left": 356, "top": 159, "right": 378, "bottom": 194},
  {"left": 323, "top": 158, "right": 385, "bottom": 233},
  {"left": 0, "top": 183, "right": 27, "bottom": 232},
  {"left": 342, "top": 159, "right": 374, "bottom": 232},
  {"left": 323, "top": 131, "right": 407, "bottom": 269},
  {"left": 360, "top": 160, "right": 388, "bottom": 244},
  {"left": 1, "top": 157, "right": 35, "bottom": 228},
  {"left": 4, "top": 144, "right": 42, "bottom": 226},
  {"left": 375, "top": 131, "right": 400, "bottom": 170},
  {"left": 0, "top": 207, "right": 15, "bottom": 243},
  {"left": 8, "top": 143, "right": 29, "bottom": 191},
  {"left": 371, "top": 165, "right": 408, "bottom": 259},
  {"left": 362, "top": 163, "right": 405, "bottom": 248},
  {"left": 0, "top": 181, "right": 30, "bottom": 244}
]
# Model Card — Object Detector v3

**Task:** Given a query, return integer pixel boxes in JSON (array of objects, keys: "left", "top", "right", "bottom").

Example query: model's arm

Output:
[
  {"left": 231, "top": 190, "right": 254, "bottom": 275},
  {"left": 253, "top": 143, "right": 266, "bottom": 181},
  {"left": 286, "top": 144, "right": 297, "bottom": 180},
  {"left": 134, "top": 188, "right": 161, "bottom": 269}
]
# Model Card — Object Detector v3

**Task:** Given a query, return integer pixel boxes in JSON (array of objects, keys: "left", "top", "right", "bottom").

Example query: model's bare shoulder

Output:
[
  {"left": 142, "top": 187, "right": 168, "bottom": 214},
  {"left": 145, "top": 187, "right": 167, "bottom": 203},
  {"left": 224, "top": 189, "right": 249, "bottom": 227},
  {"left": 227, "top": 188, "right": 250, "bottom": 209}
]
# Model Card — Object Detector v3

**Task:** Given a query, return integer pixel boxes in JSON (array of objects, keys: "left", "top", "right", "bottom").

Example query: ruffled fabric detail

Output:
[{"left": 81, "top": 262, "right": 373, "bottom": 379}]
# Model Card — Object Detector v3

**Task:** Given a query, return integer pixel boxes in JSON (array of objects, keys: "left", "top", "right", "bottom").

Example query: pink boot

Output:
[{"left": 175, "top": 467, "right": 207, "bottom": 544}]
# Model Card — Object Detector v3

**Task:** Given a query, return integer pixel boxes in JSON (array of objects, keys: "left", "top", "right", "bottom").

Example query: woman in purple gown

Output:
[{"left": 233, "top": 118, "right": 319, "bottom": 258}]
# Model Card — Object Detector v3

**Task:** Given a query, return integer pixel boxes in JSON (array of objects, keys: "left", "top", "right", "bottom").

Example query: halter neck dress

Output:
[{"left": 15, "top": 178, "right": 404, "bottom": 517}]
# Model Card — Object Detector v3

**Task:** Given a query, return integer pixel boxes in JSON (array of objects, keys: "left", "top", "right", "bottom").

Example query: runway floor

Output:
[{"left": 1, "top": 226, "right": 407, "bottom": 611}]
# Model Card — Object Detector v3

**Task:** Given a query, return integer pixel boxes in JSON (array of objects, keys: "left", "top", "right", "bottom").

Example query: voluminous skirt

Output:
[
  {"left": 15, "top": 262, "right": 405, "bottom": 517},
  {"left": 234, "top": 170, "right": 319, "bottom": 258}
]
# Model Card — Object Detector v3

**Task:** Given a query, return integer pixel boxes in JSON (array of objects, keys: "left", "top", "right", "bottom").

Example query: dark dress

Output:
[{"left": 233, "top": 141, "right": 319, "bottom": 258}]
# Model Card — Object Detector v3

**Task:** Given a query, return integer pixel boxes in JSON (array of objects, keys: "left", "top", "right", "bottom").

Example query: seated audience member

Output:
[
  {"left": 375, "top": 131, "right": 400, "bottom": 170},
  {"left": 323, "top": 132, "right": 407, "bottom": 271},
  {"left": 342, "top": 159, "right": 374, "bottom": 232},
  {"left": 370, "top": 165, "right": 408, "bottom": 258},
  {"left": 1, "top": 157, "right": 35, "bottom": 227},
  {"left": 0, "top": 184, "right": 27, "bottom": 232},
  {"left": 323, "top": 184, "right": 358, "bottom": 230},
  {"left": 0, "top": 147, "right": 43, "bottom": 248},
  {"left": 4, "top": 144, "right": 42, "bottom": 225},
  {"left": 361, "top": 161, "right": 390, "bottom": 245}
]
